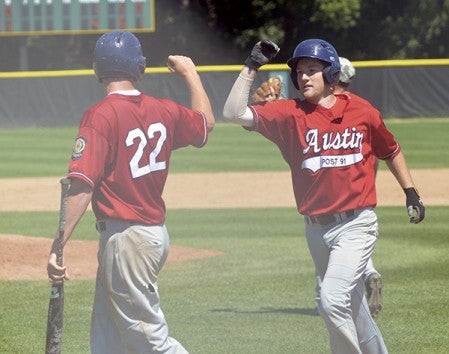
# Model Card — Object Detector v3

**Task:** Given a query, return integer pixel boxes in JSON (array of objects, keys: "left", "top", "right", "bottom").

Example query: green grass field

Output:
[
  {"left": 1, "top": 119, "right": 448, "bottom": 353},
  {"left": 0, "top": 118, "right": 448, "bottom": 178}
]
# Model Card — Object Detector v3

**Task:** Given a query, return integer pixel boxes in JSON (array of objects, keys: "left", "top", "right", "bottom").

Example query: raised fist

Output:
[{"left": 244, "top": 40, "right": 280, "bottom": 70}]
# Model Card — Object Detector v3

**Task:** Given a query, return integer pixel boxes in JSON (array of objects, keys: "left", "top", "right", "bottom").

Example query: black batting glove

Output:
[
  {"left": 404, "top": 187, "right": 425, "bottom": 224},
  {"left": 244, "top": 40, "right": 280, "bottom": 71}
]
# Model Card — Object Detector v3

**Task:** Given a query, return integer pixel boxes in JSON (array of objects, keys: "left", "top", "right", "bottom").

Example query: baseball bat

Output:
[{"left": 45, "top": 178, "right": 70, "bottom": 354}]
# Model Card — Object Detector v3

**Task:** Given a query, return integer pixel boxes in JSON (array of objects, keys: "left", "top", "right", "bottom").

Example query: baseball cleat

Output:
[{"left": 366, "top": 274, "right": 382, "bottom": 317}]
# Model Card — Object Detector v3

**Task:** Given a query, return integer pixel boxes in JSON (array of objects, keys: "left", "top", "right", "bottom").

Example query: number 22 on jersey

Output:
[{"left": 126, "top": 122, "right": 167, "bottom": 178}]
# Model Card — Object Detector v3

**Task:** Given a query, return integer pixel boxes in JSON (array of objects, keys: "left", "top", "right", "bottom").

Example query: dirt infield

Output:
[
  {"left": 0, "top": 234, "right": 223, "bottom": 281},
  {"left": 0, "top": 169, "right": 446, "bottom": 281},
  {"left": 1, "top": 169, "right": 447, "bottom": 212}
]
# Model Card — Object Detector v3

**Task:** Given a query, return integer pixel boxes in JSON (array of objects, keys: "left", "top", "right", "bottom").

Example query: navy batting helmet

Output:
[
  {"left": 93, "top": 30, "right": 146, "bottom": 82},
  {"left": 287, "top": 39, "right": 340, "bottom": 89}
]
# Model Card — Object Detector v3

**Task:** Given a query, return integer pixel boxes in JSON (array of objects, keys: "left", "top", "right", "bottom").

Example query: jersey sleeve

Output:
[
  {"left": 369, "top": 111, "right": 401, "bottom": 160},
  {"left": 161, "top": 99, "right": 208, "bottom": 150},
  {"left": 68, "top": 107, "right": 112, "bottom": 187},
  {"left": 248, "top": 100, "right": 296, "bottom": 146}
]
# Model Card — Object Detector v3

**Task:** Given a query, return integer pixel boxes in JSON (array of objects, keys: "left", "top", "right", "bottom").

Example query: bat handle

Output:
[
  {"left": 55, "top": 235, "right": 64, "bottom": 268},
  {"left": 56, "top": 178, "right": 70, "bottom": 267}
]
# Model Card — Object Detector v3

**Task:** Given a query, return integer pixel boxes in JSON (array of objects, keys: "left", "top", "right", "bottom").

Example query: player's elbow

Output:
[
  {"left": 222, "top": 103, "right": 236, "bottom": 122},
  {"left": 206, "top": 115, "right": 215, "bottom": 132},
  {"left": 222, "top": 104, "right": 245, "bottom": 123},
  {"left": 222, "top": 109, "right": 241, "bottom": 126},
  {"left": 223, "top": 105, "right": 255, "bottom": 128}
]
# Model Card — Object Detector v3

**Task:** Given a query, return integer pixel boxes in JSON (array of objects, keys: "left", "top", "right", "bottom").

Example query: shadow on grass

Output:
[{"left": 210, "top": 307, "right": 319, "bottom": 316}]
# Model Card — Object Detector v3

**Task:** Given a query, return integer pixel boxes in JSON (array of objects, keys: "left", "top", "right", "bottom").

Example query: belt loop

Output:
[{"left": 335, "top": 213, "right": 342, "bottom": 223}]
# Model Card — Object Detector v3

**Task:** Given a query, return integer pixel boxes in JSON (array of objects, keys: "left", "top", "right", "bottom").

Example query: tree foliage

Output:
[
  {"left": 0, "top": 0, "right": 448, "bottom": 71},
  {"left": 310, "top": 0, "right": 361, "bottom": 30}
]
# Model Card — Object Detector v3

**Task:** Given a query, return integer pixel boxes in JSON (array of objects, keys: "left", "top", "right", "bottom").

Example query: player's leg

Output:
[
  {"left": 351, "top": 281, "right": 386, "bottom": 353},
  {"left": 93, "top": 220, "right": 189, "bottom": 354},
  {"left": 306, "top": 208, "right": 387, "bottom": 354},
  {"left": 363, "top": 258, "right": 383, "bottom": 317},
  {"left": 338, "top": 209, "right": 387, "bottom": 353},
  {"left": 306, "top": 222, "right": 362, "bottom": 353},
  {"left": 305, "top": 227, "right": 329, "bottom": 317},
  {"left": 318, "top": 259, "right": 382, "bottom": 318},
  {"left": 90, "top": 271, "right": 126, "bottom": 353},
  {"left": 91, "top": 225, "right": 127, "bottom": 354}
]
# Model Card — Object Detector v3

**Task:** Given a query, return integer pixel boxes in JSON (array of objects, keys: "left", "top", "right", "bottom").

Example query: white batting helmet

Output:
[{"left": 339, "top": 57, "right": 356, "bottom": 84}]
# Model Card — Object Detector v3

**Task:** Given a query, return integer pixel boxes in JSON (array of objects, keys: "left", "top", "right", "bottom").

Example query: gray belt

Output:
[
  {"left": 95, "top": 220, "right": 138, "bottom": 232},
  {"left": 305, "top": 210, "right": 355, "bottom": 226}
]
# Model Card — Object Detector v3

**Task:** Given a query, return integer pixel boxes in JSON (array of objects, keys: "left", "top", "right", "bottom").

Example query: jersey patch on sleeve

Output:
[{"left": 71, "top": 136, "right": 87, "bottom": 160}]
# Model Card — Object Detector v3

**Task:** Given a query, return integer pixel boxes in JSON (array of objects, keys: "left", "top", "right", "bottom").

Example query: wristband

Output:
[{"left": 403, "top": 187, "right": 420, "bottom": 197}]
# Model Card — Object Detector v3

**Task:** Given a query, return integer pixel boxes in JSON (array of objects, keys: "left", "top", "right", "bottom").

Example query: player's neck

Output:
[
  {"left": 319, "top": 94, "right": 337, "bottom": 109},
  {"left": 105, "top": 80, "right": 136, "bottom": 94}
]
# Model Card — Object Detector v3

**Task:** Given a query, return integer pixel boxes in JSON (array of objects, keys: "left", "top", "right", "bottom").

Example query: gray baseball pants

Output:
[
  {"left": 90, "top": 219, "right": 188, "bottom": 354},
  {"left": 305, "top": 208, "right": 388, "bottom": 354}
]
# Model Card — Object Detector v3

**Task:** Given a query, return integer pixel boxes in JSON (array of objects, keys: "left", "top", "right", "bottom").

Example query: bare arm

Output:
[
  {"left": 384, "top": 151, "right": 415, "bottom": 189},
  {"left": 47, "top": 178, "right": 93, "bottom": 282},
  {"left": 385, "top": 151, "right": 425, "bottom": 223},
  {"left": 167, "top": 55, "right": 215, "bottom": 132}
]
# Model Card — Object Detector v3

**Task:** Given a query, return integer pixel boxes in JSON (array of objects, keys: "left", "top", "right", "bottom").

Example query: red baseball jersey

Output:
[
  {"left": 68, "top": 92, "right": 208, "bottom": 225},
  {"left": 249, "top": 93, "right": 400, "bottom": 216}
]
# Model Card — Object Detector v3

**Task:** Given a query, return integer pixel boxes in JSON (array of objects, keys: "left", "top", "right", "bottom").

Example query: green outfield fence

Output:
[{"left": 1, "top": 59, "right": 449, "bottom": 127}]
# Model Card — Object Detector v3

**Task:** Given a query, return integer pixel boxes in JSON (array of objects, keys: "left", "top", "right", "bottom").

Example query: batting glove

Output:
[
  {"left": 404, "top": 187, "right": 425, "bottom": 224},
  {"left": 244, "top": 40, "right": 280, "bottom": 70}
]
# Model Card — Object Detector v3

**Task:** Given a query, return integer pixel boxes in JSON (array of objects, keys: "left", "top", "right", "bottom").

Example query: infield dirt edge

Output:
[{"left": 0, "top": 170, "right": 445, "bottom": 280}]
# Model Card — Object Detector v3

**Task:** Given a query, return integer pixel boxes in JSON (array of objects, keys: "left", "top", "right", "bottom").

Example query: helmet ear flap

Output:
[
  {"left": 322, "top": 66, "right": 340, "bottom": 85},
  {"left": 290, "top": 69, "right": 299, "bottom": 90}
]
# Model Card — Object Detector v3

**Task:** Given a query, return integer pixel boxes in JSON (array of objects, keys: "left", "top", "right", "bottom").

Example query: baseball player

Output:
[
  {"left": 252, "top": 58, "right": 384, "bottom": 318},
  {"left": 223, "top": 39, "right": 425, "bottom": 354},
  {"left": 47, "top": 30, "right": 214, "bottom": 353}
]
